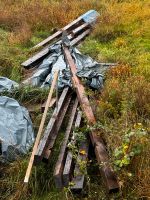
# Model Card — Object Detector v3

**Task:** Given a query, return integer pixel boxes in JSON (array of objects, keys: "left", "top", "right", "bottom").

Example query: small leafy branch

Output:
[{"left": 113, "top": 123, "right": 148, "bottom": 171}]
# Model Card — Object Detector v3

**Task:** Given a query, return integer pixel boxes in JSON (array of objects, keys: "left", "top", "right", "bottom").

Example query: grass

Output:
[{"left": 0, "top": 0, "right": 150, "bottom": 199}]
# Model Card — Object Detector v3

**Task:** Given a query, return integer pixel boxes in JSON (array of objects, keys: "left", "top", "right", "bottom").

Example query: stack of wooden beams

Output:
[
  {"left": 21, "top": 12, "right": 93, "bottom": 69},
  {"left": 23, "top": 10, "right": 119, "bottom": 194}
]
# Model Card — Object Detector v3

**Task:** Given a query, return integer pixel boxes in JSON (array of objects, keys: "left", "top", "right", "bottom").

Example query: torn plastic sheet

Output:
[
  {"left": 0, "top": 96, "right": 34, "bottom": 162},
  {"left": 0, "top": 76, "right": 19, "bottom": 92},
  {"left": 24, "top": 44, "right": 111, "bottom": 90}
]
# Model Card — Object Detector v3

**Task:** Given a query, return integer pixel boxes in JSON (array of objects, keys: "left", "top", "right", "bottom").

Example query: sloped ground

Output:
[{"left": 0, "top": 0, "right": 150, "bottom": 199}]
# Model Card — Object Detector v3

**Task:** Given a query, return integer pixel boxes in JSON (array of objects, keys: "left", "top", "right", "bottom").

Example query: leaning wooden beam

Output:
[
  {"left": 24, "top": 70, "right": 59, "bottom": 183},
  {"left": 54, "top": 98, "right": 78, "bottom": 189},
  {"left": 63, "top": 110, "right": 82, "bottom": 186},
  {"left": 34, "top": 87, "right": 70, "bottom": 164},
  {"left": 42, "top": 93, "right": 72, "bottom": 162},
  {"left": 71, "top": 29, "right": 91, "bottom": 46},
  {"left": 71, "top": 140, "right": 89, "bottom": 192},
  {"left": 41, "top": 97, "right": 56, "bottom": 113},
  {"left": 71, "top": 23, "right": 89, "bottom": 36},
  {"left": 63, "top": 45, "right": 119, "bottom": 193},
  {"left": 32, "top": 9, "right": 99, "bottom": 49},
  {"left": 21, "top": 28, "right": 91, "bottom": 69},
  {"left": 33, "top": 18, "right": 84, "bottom": 49},
  {"left": 21, "top": 34, "right": 71, "bottom": 69}
]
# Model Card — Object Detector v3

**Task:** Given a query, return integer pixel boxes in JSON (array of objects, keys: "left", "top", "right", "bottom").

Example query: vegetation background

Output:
[{"left": 0, "top": 0, "right": 150, "bottom": 199}]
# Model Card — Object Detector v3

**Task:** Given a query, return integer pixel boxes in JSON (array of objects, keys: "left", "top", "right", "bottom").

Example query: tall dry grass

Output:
[{"left": 0, "top": 0, "right": 101, "bottom": 44}]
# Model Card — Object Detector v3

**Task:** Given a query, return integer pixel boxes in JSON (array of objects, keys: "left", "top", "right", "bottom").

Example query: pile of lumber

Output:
[
  {"left": 23, "top": 10, "right": 119, "bottom": 194},
  {"left": 21, "top": 10, "right": 98, "bottom": 69}
]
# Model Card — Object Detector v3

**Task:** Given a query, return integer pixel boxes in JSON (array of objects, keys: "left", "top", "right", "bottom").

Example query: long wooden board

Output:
[
  {"left": 63, "top": 45, "right": 119, "bottom": 193},
  {"left": 63, "top": 111, "right": 82, "bottom": 186},
  {"left": 34, "top": 87, "right": 70, "bottom": 164},
  {"left": 71, "top": 140, "right": 89, "bottom": 192},
  {"left": 53, "top": 98, "right": 78, "bottom": 188},
  {"left": 72, "top": 23, "right": 89, "bottom": 35},
  {"left": 22, "top": 26, "right": 90, "bottom": 69},
  {"left": 41, "top": 97, "right": 56, "bottom": 113},
  {"left": 33, "top": 18, "right": 84, "bottom": 49},
  {"left": 42, "top": 93, "right": 72, "bottom": 162},
  {"left": 71, "top": 29, "right": 91, "bottom": 46},
  {"left": 24, "top": 70, "right": 59, "bottom": 183}
]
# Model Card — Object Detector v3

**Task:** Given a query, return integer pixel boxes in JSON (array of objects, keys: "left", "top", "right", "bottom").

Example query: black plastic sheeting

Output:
[{"left": 23, "top": 44, "right": 111, "bottom": 90}]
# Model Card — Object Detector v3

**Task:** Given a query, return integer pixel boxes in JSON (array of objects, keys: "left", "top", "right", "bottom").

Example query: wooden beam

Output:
[
  {"left": 21, "top": 28, "right": 91, "bottom": 69},
  {"left": 71, "top": 29, "right": 91, "bottom": 46},
  {"left": 71, "top": 140, "right": 89, "bottom": 192},
  {"left": 34, "top": 87, "right": 70, "bottom": 164},
  {"left": 32, "top": 18, "right": 84, "bottom": 49},
  {"left": 41, "top": 97, "right": 56, "bottom": 113},
  {"left": 63, "top": 45, "right": 119, "bottom": 193},
  {"left": 53, "top": 98, "right": 78, "bottom": 189},
  {"left": 63, "top": 111, "right": 82, "bottom": 186},
  {"left": 71, "top": 23, "right": 89, "bottom": 36},
  {"left": 24, "top": 70, "right": 59, "bottom": 183},
  {"left": 42, "top": 93, "right": 72, "bottom": 162}
]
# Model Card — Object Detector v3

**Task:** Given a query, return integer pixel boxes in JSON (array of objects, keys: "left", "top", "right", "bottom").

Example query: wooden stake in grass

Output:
[{"left": 24, "top": 70, "right": 59, "bottom": 183}]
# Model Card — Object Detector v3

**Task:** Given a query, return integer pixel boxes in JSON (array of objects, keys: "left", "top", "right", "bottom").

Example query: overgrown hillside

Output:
[{"left": 0, "top": 0, "right": 150, "bottom": 199}]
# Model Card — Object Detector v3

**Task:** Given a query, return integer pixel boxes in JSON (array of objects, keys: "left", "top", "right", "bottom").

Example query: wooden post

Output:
[
  {"left": 24, "top": 70, "right": 59, "bottom": 183},
  {"left": 54, "top": 98, "right": 78, "bottom": 188},
  {"left": 63, "top": 45, "right": 119, "bottom": 193}
]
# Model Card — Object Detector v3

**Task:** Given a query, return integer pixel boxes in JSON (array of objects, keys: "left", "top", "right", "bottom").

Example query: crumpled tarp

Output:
[
  {"left": 23, "top": 9, "right": 111, "bottom": 90},
  {"left": 0, "top": 76, "right": 19, "bottom": 92},
  {"left": 0, "top": 96, "right": 34, "bottom": 162},
  {"left": 24, "top": 44, "right": 111, "bottom": 90}
]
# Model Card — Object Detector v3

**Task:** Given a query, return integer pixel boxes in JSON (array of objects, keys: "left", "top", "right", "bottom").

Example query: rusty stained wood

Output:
[
  {"left": 34, "top": 87, "right": 70, "bottom": 164},
  {"left": 22, "top": 24, "right": 90, "bottom": 68},
  {"left": 42, "top": 94, "right": 72, "bottom": 162},
  {"left": 63, "top": 46, "right": 119, "bottom": 193},
  {"left": 63, "top": 46, "right": 96, "bottom": 125},
  {"left": 63, "top": 110, "right": 82, "bottom": 186},
  {"left": 53, "top": 98, "right": 78, "bottom": 189},
  {"left": 71, "top": 140, "right": 89, "bottom": 192}
]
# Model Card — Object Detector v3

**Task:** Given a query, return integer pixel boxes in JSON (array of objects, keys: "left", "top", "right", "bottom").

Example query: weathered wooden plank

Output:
[
  {"left": 21, "top": 28, "right": 90, "bottom": 69},
  {"left": 34, "top": 87, "right": 70, "bottom": 164},
  {"left": 63, "top": 46, "right": 119, "bottom": 193},
  {"left": 63, "top": 45, "right": 96, "bottom": 125},
  {"left": 71, "top": 140, "right": 89, "bottom": 192},
  {"left": 72, "top": 23, "right": 89, "bottom": 36},
  {"left": 63, "top": 111, "right": 82, "bottom": 186},
  {"left": 24, "top": 70, "right": 59, "bottom": 183},
  {"left": 71, "top": 29, "right": 91, "bottom": 46},
  {"left": 32, "top": 9, "right": 99, "bottom": 49},
  {"left": 41, "top": 97, "right": 56, "bottom": 113},
  {"left": 42, "top": 94, "right": 72, "bottom": 162},
  {"left": 21, "top": 34, "right": 70, "bottom": 68},
  {"left": 33, "top": 18, "right": 84, "bottom": 49},
  {"left": 95, "top": 142, "right": 119, "bottom": 193},
  {"left": 53, "top": 98, "right": 78, "bottom": 189}
]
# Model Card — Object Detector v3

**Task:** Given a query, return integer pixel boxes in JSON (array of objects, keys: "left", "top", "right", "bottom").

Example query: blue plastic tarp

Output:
[{"left": 0, "top": 96, "right": 34, "bottom": 162}]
